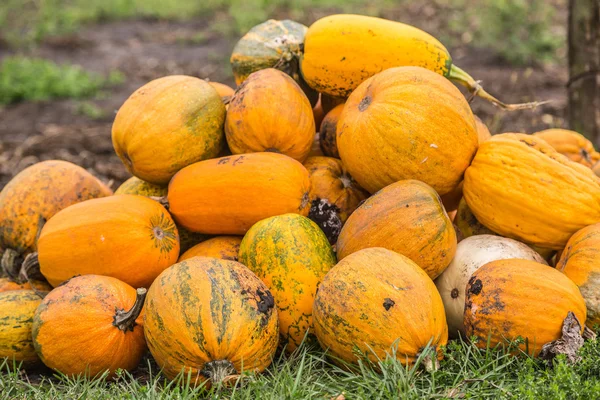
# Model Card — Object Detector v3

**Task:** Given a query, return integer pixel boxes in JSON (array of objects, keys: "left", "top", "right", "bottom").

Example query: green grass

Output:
[
  {"left": 2, "top": 337, "right": 600, "bottom": 399},
  {"left": 0, "top": 56, "right": 122, "bottom": 105}
]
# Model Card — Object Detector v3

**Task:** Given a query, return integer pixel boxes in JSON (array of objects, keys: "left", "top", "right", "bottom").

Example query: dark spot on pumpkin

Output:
[
  {"left": 383, "top": 298, "right": 395, "bottom": 311},
  {"left": 256, "top": 288, "right": 275, "bottom": 315},
  {"left": 232, "top": 155, "right": 245, "bottom": 166},
  {"left": 153, "top": 226, "right": 164, "bottom": 240},
  {"left": 308, "top": 198, "right": 342, "bottom": 245},
  {"left": 451, "top": 288, "right": 459, "bottom": 298},
  {"left": 468, "top": 277, "right": 483, "bottom": 296},
  {"left": 265, "top": 148, "right": 281, "bottom": 153},
  {"left": 217, "top": 157, "right": 231, "bottom": 165},
  {"left": 358, "top": 96, "right": 372, "bottom": 111}
]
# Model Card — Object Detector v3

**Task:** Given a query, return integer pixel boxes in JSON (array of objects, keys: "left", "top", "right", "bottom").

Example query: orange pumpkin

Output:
[
  {"left": 32, "top": 275, "right": 146, "bottom": 378},
  {"left": 313, "top": 95, "right": 325, "bottom": 130},
  {"left": 168, "top": 153, "right": 311, "bottom": 235},
  {"left": 37, "top": 195, "right": 179, "bottom": 288},
  {"left": 0, "top": 278, "right": 52, "bottom": 293},
  {"left": 337, "top": 66, "right": 478, "bottom": 195},
  {"left": 179, "top": 236, "right": 242, "bottom": 262},
  {"left": 304, "top": 156, "right": 369, "bottom": 243},
  {"left": 474, "top": 115, "right": 492, "bottom": 144},
  {"left": 337, "top": 180, "right": 456, "bottom": 279},
  {"left": 319, "top": 104, "right": 343, "bottom": 159},
  {"left": 464, "top": 133, "right": 600, "bottom": 249},
  {"left": 207, "top": 81, "right": 235, "bottom": 104},
  {"left": 533, "top": 129, "right": 599, "bottom": 167},
  {"left": 557, "top": 223, "right": 600, "bottom": 329},
  {"left": 144, "top": 257, "right": 279, "bottom": 385},
  {"left": 0, "top": 160, "right": 111, "bottom": 276},
  {"left": 313, "top": 248, "right": 447, "bottom": 367},
  {"left": 464, "top": 259, "right": 586, "bottom": 355},
  {"left": 225, "top": 69, "right": 315, "bottom": 162},
  {"left": 112, "top": 75, "right": 226, "bottom": 184}
]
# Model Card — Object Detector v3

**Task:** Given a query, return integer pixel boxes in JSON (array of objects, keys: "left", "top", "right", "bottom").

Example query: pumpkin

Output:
[
  {"left": 464, "top": 259, "right": 586, "bottom": 355},
  {"left": 434, "top": 235, "right": 547, "bottom": 338},
  {"left": 475, "top": 116, "right": 492, "bottom": 144},
  {"left": 0, "top": 278, "right": 52, "bottom": 293},
  {"left": 301, "top": 14, "right": 536, "bottom": 110},
  {"left": 0, "top": 290, "right": 43, "bottom": 366},
  {"left": 207, "top": 81, "right": 235, "bottom": 104},
  {"left": 112, "top": 75, "right": 226, "bottom": 185},
  {"left": 37, "top": 194, "right": 179, "bottom": 288},
  {"left": 113, "top": 177, "right": 208, "bottom": 254},
  {"left": 337, "top": 66, "right": 478, "bottom": 195},
  {"left": 464, "top": 133, "right": 600, "bottom": 249},
  {"left": 230, "top": 19, "right": 318, "bottom": 106},
  {"left": 337, "top": 180, "right": 456, "bottom": 280},
  {"left": 593, "top": 161, "right": 600, "bottom": 177},
  {"left": 440, "top": 182, "right": 463, "bottom": 213},
  {"left": 320, "top": 94, "right": 346, "bottom": 115},
  {"left": 303, "top": 156, "right": 369, "bottom": 244},
  {"left": 308, "top": 133, "right": 324, "bottom": 157},
  {"left": 115, "top": 176, "right": 167, "bottom": 197},
  {"left": 32, "top": 275, "right": 146, "bottom": 377},
  {"left": 179, "top": 236, "right": 243, "bottom": 262},
  {"left": 168, "top": 153, "right": 311, "bottom": 235},
  {"left": 313, "top": 247, "right": 447, "bottom": 367},
  {"left": 238, "top": 214, "right": 336, "bottom": 352},
  {"left": 557, "top": 223, "right": 600, "bottom": 329},
  {"left": 319, "top": 104, "right": 343, "bottom": 159},
  {"left": 225, "top": 69, "right": 315, "bottom": 162},
  {"left": 0, "top": 160, "right": 111, "bottom": 277},
  {"left": 144, "top": 257, "right": 279, "bottom": 385},
  {"left": 312, "top": 95, "right": 325, "bottom": 131},
  {"left": 533, "top": 129, "right": 599, "bottom": 167}
]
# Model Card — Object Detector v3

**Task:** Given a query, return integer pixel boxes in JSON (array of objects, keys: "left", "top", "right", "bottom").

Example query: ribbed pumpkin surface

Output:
[{"left": 178, "top": 236, "right": 242, "bottom": 262}]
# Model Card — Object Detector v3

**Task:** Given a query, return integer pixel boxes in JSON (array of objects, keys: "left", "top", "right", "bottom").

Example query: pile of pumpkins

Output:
[{"left": 1, "top": 14, "right": 600, "bottom": 385}]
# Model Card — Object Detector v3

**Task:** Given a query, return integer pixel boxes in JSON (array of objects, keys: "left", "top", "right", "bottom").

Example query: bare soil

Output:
[{"left": 0, "top": 8, "right": 569, "bottom": 189}]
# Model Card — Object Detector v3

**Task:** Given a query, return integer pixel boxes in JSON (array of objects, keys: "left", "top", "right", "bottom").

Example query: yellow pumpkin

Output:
[
  {"left": 144, "top": 257, "right": 279, "bottom": 385},
  {"left": 464, "top": 133, "right": 600, "bottom": 249},
  {"left": 313, "top": 248, "right": 447, "bottom": 367},
  {"left": 37, "top": 195, "right": 179, "bottom": 288},
  {"left": 0, "top": 290, "right": 42, "bottom": 366},
  {"left": 179, "top": 236, "right": 242, "bottom": 262},
  {"left": 225, "top": 68, "right": 315, "bottom": 162},
  {"left": 533, "top": 129, "right": 599, "bottom": 167},
  {"left": 337, "top": 66, "right": 478, "bottom": 195},
  {"left": 238, "top": 214, "right": 336, "bottom": 352},
  {"left": 337, "top": 180, "right": 456, "bottom": 279},
  {"left": 557, "top": 223, "right": 600, "bottom": 329},
  {"left": 168, "top": 153, "right": 311, "bottom": 235},
  {"left": 207, "top": 81, "right": 235, "bottom": 104},
  {"left": 474, "top": 116, "right": 492, "bottom": 144},
  {"left": 112, "top": 75, "right": 226, "bottom": 184},
  {"left": 464, "top": 259, "right": 586, "bottom": 355}
]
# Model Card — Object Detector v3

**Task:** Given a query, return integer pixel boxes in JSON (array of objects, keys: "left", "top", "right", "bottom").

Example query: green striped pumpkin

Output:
[{"left": 0, "top": 290, "right": 42, "bottom": 366}]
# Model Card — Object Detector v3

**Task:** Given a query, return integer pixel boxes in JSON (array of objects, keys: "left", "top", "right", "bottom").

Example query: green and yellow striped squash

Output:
[{"left": 0, "top": 290, "right": 43, "bottom": 366}]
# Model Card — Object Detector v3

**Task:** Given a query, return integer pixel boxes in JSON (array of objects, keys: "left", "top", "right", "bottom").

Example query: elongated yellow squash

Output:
[{"left": 301, "top": 14, "right": 537, "bottom": 110}]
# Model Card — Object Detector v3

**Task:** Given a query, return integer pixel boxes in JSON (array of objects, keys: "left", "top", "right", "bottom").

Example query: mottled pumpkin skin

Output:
[
  {"left": 112, "top": 75, "right": 226, "bottom": 185},
  {"left": 304, "top": 157, "right": 368, "bottom": 223},
  {"left": 533, "top": 129, "right": 599, "bottom": 167},
  {"left": 464, "top": 133, "right": 600, "bottom": 249},
  {"left": 115, "top": 176, "right": 167, "bottom": 197},
  {"left": 313, "top": 248, "right": 448, "bottom": 366},
  {"left": 0, "top": 278, "right": 52, "bottom": 293},
  {"left": 474, "top": 116, "right": 492, "bottom": 144},
  {"left": 32, "top": 275, "right": 146, "bottom": 377},
  {"left": 319, "top": 104, "right": 343, "bottom": 159},
  {"left": 207, "top": 81, "right": 235, "bottom": 104},
  {"left": 301, "top": 15, "right": 452, "bottom": 97},
  {"left": 0, "top": 290, "right": 42, "bottom": 366},
  {"left": 337, "top": 66, "right": 478, "bottom": 195},
  {"left": 337, "top": 180, "right": 457, "bottom": 279},
  {"left": 230, "top": 19, "right": 317, "bottom": 106},
  {"left": 38, "top": 195, "right": 179, "bottom": 288},
  {"left": 557, "top": 223, "right": 600, "bottom": 328},
  {"left": 168, "top": 153, "right": 311, "bottom": 235},
  {"left": 113, "top": 177, "right": 208, "bottom": 254},
  {"left": 179, "top": 236, "right": 243, "bottom": 262},
  {"left": 226, "top": 69, "right": 315, "bottom": 162},
  {"left": 238, "top": 214, "right": 336, "bottom": 352},
  {"left": 144, "top": 257, "right": 279, "bottom": 384},
  {"left": 0, "top": 160, "right": 112, "bottom": 260},
  {"left": 464, "top": 259, "right": 586, "bottom": 355}
]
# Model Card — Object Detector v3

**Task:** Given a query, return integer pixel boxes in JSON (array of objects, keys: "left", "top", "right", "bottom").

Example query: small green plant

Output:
[{"left": 0, "top": 56, "right": 118, "bottom": 105}]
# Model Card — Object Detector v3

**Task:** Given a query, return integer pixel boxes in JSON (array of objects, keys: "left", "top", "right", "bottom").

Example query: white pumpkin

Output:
[{"left": 434, "top": 234, "right": 548, "bottom": 338}]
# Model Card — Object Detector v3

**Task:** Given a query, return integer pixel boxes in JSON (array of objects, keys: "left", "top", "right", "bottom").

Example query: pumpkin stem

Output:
[
  {"left": 448, "top": 65, "right": 549, "bottom": 111},
  {"left": 113, "top": 288, "right": 147, "bottom": 332},
  {"left": 19, "top": 252, "right": 48, "bottom": 299},
  {"left": 150, "top": 196, "right": 170, "bottom": 211},
  {"left": 1, "top": 248, "right": 20, "bottom": 281},
  {"left": 583, "top": 326, "right": 597, "bottom": 340},
  {"left": 420, "top": 348, "right": 440, "bottom": 372},
  {"left": 201, "top": 359, "right": 237, "bottom": 384}
]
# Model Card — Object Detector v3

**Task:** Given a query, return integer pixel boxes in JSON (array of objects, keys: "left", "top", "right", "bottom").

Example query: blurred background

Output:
[{"left": 0, "top": 0, "right": 568, "bottom": 188}]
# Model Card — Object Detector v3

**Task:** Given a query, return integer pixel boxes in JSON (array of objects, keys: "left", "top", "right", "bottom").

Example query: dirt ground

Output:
[{"left": 0, "top": 6, "right": 569, "bottom": 189}]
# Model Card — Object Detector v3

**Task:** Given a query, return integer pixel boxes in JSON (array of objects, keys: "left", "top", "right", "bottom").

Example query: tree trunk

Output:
[{"left": 568, "top": 0, "right": 600, "bottom": 146}]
